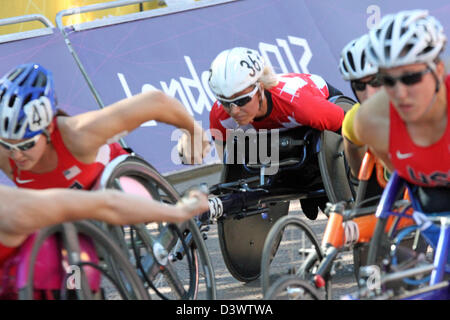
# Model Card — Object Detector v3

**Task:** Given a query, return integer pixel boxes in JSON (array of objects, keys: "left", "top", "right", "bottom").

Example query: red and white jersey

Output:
[
  {"left": 209, "top": 73, "right": 345, "bottom": 141},
  {"left": 389, "top": 75, "right": 450, "bottom": 187},
  {"left": 9, "top": 118, "right": 129, "bottom": 190}
]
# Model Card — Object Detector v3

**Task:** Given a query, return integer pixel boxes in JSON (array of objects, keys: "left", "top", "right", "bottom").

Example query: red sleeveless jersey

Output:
[
  {"left": 9, "top": 118, "right": 129, "bottom": 190},
  {"left": 0, "top": 245, "right": 18, "bottom": 266},
  {"left": 209, "top": 73, "right": 344, "bottom": 141},
  {"left": 2, "top": 119, "right": 128, "bottom": 295},
  {"left": 388, "top": 75, "right": 450, "bottom": 187},
  {"left": 0, "top": 243, "right": 19, "bottom": 298}
]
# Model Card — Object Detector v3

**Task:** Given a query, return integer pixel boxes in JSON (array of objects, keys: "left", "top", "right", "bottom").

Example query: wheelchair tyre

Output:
[
  {"left": 18, "top": 221, "right": 149, "bottom": 300},
  {"left": 217, "top": 201, "right": 290, "bottom": 282},
  {"left": 260, "top": 215, "right": 331, "bottom": 299},
  {"left": 264, "top": 275, "right": 322, "bottom": 300},
  {"left": 98, "top": 155, "right": 216, "bottom": 299}
]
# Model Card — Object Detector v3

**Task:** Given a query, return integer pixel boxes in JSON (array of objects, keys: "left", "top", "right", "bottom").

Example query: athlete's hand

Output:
[
  {"left": 177, "top": 189, "right": 209, "bottom": 218},
  {"left": 177, "top": 128, "right": 211, "bottom": 165}
]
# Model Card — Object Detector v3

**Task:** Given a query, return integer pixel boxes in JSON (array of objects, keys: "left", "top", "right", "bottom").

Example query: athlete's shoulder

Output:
[
  {"left": 354, "top": 89, "right": 389, "bottom": 146},
  {"left": 275, "top": 73, "right": 329, "bottom": 97},
  {"left": 360, "top": 89, "right": 390, "bottom": 118}
]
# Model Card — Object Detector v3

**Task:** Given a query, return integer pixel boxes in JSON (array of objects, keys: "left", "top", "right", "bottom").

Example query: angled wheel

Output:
[
  {"left": 93, "top": 155, "right": 216, "bottom": 299},
  {"left": 17, "top": 221, "right": 149, "bottom": 300},
  {"left": 217, "top": 201, "right": 290, "bottom": 282},
  {"left": 264, "top": 275, "right": 322, "bottom": 300},
  {"left": 260, "top": 215, "right": 331, "bottom": 299},
  {"left": 319, "top": 95, "right": 358, "bottom": 206},
  {"left": 365, "top": 174, "right": 433, "bottom": 294}
]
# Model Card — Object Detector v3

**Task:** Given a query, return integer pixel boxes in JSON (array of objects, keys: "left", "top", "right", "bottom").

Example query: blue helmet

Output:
[{"left": 0, "top": 63, "right": 56, "bottom": 139}]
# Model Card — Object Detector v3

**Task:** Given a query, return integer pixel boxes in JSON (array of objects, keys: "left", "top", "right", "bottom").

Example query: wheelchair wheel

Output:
[
  {"left": 125, "top": 219, "right": 213, "bottom": 300},
  {"left": 18, "top": 221, "right": 149, "bottom": 300},
  {"left": 367, "top": 218, "right": 428, "bottom": 266},
  {"left": 95, "top": 155, "right": 216, "bottom": 299},
  {"left": 319, "top": 95, "right": 358, "bottom": 206},
  {"left": 318, "top": 130, "right": 355, "bottom": 205},
  {"left": 217, "top": 201, "right": 290, "bottom": 282},
  {"left": 366, "top": 217, "right": 432, "bottom": 294},
  {"left": 260, "top": 215, "right": 331, "bottom": 299},
  {"left": 264, "top": 275, "right": 322, "bottom": 300}
]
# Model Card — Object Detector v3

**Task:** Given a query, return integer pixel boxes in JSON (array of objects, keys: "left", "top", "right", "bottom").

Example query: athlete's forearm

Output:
[
  {"left": 86, "top": 190, "right": 202, "bottom": 225},
  {"left": 0, "top": 187, "right": 207, "bottom": 247},
  {"left": 343, "top": 138, "right": 367, "bottom": 177},
  {"left": 23, "top": 189, "right": 202, "bottom": 227}
]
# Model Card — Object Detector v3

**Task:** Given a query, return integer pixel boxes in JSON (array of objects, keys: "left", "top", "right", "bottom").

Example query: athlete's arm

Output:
[
  {"left": 60, "top": 90, "right": 206, "bottom": 160},
  {"left": 344, "top": 138, "right": 367, "bottom": 178},
  {"left": 354, "top": 89, "right": 393, "bottom": 171},
  {"left": 290, "top": 91, "right": 345, "bottom": 132},
  {"left": 342, "top": 103, "right": 367, "bottom": 177},
  {"left": 0, "top": 186, "right": 209, "bottom": 248}
]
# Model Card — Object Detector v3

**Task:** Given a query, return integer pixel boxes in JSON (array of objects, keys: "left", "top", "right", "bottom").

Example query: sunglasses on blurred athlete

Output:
[
  {"left": 0, "top": 134, "right": 40, "bottom": 152},
  {"left": 351, "top": 76, "right": 383, "bottom": 91},
  {"left": 218, "top": 85, "right": 259, "bottom": 109},
  {"left": 380, "top": 68, "right": 431, "bottom": 87}
]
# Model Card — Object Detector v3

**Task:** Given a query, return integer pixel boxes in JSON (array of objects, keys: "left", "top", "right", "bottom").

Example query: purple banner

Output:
[
  {"left": 65, "top": 0, "right": 450, "bottom": 174},
  {"left": 0, "top": 30, "right": 101, "bottom": 185}
]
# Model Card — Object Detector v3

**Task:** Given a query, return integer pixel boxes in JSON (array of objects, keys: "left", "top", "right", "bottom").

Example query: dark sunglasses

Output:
[
  {"left": 380, "top": 68, "right": 431, "bottom": 87},
  {"left": 218, "top": 86, "right": 258, "bottom": 109},
  {"left": 351, "top": 76, "right": 383, "bottom": 91},
  {"left": 0, "top": 134, "right": 40, "bottom": 152}
]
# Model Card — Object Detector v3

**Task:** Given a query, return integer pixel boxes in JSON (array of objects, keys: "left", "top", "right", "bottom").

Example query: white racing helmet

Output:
[
  {"left": 208, "top": 47, "right": 265, "bottom": 98},
  {"left": 366, "top": 9, "right": 447, "bottom": 69},
  {"left": 339, "top": 34, "right": 378, "bottom": 81}
]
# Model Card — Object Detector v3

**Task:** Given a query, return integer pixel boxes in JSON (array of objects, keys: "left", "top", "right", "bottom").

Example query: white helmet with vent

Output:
[
  {"left": 208, "top": 47, "right": 265, "bottom": 98},
  {"left": 366, "top": 9, "right": 446, "bottom": 69},
  {"left": 339, "top": 34, "right": 378, "bottom": 80}
]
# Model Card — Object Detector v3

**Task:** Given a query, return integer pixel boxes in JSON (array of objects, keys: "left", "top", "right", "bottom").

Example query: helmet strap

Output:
[
  {"left": 416, "top": 62, "right": 441, "bottom": 117},
  {"left": 43, "top": 129, "right": 51, "bottom": 144},
  {"left": 350, "top": 84, "right": 360, "bottom": 103},
  {"left": 427, "top": 62, "right": 441, "bottom": 93},
  {"left": 421, "top": 90, "right": 438, "bottom": 119}
]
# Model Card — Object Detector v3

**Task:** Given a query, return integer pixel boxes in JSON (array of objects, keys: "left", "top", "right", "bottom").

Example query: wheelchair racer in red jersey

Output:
[
  {"left": 206, "top": 47, "right": 346, "bottom": 219},
  {"left": 0, "top": 63, "right": 211, "bottom": 298},
  {"left": 354, "top": 10, "right": 450, "bottom": 213},
  {"left": 208, "top": 47, "right": 344, "bottom": 148},
  {"left": 0, "top": 63, "right": 210, "bottom": 190},
  {"left": 0, "top": 186, "right": 209, "bottom": 299}
]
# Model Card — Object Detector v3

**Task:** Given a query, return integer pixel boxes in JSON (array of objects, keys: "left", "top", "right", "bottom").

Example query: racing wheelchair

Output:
[
  {"left": 260, "top": 151, "right": 406, "bottom": 299},
  {"left": 91, "top": 154, "right": 216, "bottom": 300},
  {"left": 263, "top": 171, "right": 449, "bottom": 300},
  {"left": 2, "top": 220, "right": 150, "bottom": 300},
  {"left": 356, "top": 171, "right": 449, "bottom": 300},
  {"left": 6, "top": 154, "right": 216, "bottom": 300},
  {"left": 199, "top": 95, "right": 357, "bottom": 282}
]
